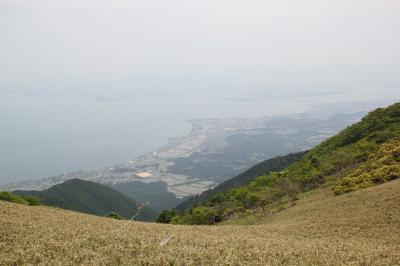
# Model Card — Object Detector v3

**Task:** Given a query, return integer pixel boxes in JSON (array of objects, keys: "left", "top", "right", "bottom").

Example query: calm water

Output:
[{"left": 0, "top": 93, "right": 312, "bottom": 184}]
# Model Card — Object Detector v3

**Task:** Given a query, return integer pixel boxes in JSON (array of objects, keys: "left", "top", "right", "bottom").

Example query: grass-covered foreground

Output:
[{"left": 1, "top": 179, "right": 399, "bottom": 265}]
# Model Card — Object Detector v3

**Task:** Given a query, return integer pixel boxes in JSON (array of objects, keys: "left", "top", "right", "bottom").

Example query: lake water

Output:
[{"left": 0, "top": 93, "right": 313, "bottom": 184}]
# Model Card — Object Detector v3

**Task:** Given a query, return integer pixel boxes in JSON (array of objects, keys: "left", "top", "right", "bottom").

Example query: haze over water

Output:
[
  {"left": 1, "top": 93, "right": 312, "bottom": 184},
  {"left": 2, "top": 89, "right": 398, "bottom": 185},
  {"left": 1, "top": 1, "right": 399, "bottom": 185}
]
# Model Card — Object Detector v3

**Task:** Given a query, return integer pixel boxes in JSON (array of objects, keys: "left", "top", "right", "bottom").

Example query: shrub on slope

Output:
[{"left": 334, "top": 138, "right": 400, "bottom": 194}]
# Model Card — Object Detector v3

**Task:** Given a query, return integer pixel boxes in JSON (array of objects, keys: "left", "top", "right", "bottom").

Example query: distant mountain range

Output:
[{"left": 14, "top": 179, "right": 156, "bottom": 222}]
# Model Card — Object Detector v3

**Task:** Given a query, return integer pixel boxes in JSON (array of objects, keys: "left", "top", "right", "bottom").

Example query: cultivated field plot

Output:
[{"left": 1, "top": 180, "right": 400, "bottom": 265}]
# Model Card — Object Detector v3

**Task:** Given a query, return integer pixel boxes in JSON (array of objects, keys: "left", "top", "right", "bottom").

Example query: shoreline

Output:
[{"left": 1, "top": 99, "right": 393, "bottom": 197}]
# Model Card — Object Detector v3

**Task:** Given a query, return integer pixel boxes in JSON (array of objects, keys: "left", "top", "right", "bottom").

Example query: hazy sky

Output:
[{"left": 1, "top": 0, "right": 399, "bottom": 98}]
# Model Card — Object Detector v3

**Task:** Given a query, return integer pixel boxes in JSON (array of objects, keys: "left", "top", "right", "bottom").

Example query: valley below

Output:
[{"left": 0, "top": 100, "right": 392, "bottom": 210}]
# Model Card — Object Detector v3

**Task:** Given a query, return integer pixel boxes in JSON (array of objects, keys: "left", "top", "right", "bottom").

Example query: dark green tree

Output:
[{"left": 156, "top": 209, "right": 177, "bottom": 223}]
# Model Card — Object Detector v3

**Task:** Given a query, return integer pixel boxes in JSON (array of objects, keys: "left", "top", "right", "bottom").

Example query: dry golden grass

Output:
[{"left": 1, "top": 180, "right": 400, "bottom": 265}]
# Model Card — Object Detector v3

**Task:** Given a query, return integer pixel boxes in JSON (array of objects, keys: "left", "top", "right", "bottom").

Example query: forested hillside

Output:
[
  {"left": 170, "top": 102, "right": 400, "bottom": 224},
  {"left": 175, "top": 151, "right": 307, "bottom": 212},
  {"left": 14, "top": 179, "right": 156, "bottom": 221}
]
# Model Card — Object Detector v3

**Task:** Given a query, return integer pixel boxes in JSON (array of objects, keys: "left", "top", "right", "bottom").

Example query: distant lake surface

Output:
[{"left": 0, "top": 93, "right": 315, "bottom": 184}]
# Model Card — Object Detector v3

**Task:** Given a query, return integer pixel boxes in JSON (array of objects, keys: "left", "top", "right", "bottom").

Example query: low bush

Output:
[
  {"left": 104, "top": 212, "right": 124, "bottom": 220},
  {"left": 334, "top": 139, "right": 400, "bottom": 194}
]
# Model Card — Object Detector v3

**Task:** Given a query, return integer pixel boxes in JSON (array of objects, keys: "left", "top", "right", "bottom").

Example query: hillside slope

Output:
[
  {"left": 171, "top": 102, "right": 400, "bottom": 224},
  {"left": 175, "top": 151, "right": 307, "bottom": 212},
  {"left": 14, "top": 179, "right": 156, "bottom": 221},
  {"left": 1, "top": 179, "right": 399, "bottom": 265}
]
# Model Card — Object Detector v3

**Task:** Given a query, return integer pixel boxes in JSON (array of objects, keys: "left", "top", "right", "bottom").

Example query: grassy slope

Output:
[
  {"left": 1, "top": 179, "right": 399, "bottom": 265},
  {"left": 14, "top": 178, "right": 156, "bottom": 221}
]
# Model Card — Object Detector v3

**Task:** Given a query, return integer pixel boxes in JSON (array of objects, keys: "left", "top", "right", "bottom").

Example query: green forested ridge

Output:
[
  {"left": 174, "top": 151, "right": 307, "bottom": 212},
  {"left": 13, "top": 179, "right": 156, "bottom": 222},
  {"left": 168, "top": 102, "right": 400, "bottom": 225},
  {"left": 0, "top": 191, "right": 41, "bottom": 206}
]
